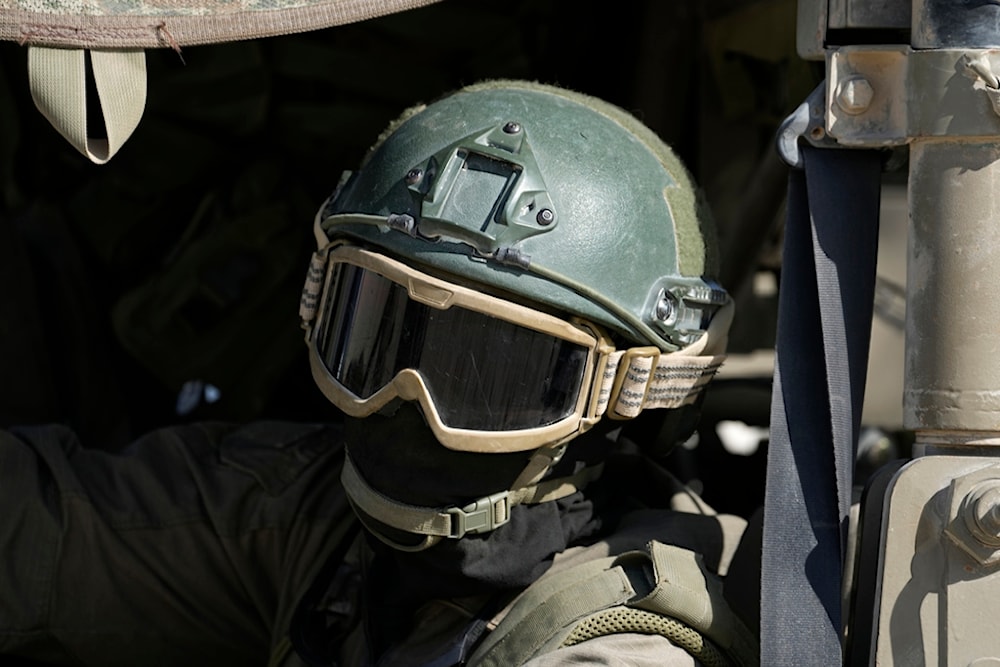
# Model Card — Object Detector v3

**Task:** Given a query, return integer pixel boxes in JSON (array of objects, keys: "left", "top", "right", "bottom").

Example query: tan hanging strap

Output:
[
  {"left": 28, "top": 46, "right": 146, "bottom": 164},
  {"left": 9, "top": 0, "right": 445, "bottom": 162}
]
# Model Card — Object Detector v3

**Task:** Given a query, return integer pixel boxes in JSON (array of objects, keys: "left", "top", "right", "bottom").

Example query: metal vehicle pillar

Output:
[{"left": 794, "top": 1, "right": 1000, "bottom": 663}]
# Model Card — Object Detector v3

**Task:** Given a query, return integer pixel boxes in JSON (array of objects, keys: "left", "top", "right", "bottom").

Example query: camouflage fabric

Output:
[
  {"left": 0, "top": 0, "right": 444, "bottom": 48},
  {"left": 1, "top": 0, "right": 447, "bottom": 162}
]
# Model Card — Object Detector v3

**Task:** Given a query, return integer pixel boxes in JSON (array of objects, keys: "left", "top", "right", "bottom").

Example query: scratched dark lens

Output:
[{"left": 318, "top": 263, "right": 588, "bottom": 430}]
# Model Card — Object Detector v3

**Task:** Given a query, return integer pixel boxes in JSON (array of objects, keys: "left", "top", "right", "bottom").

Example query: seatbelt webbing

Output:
[{"left": 760, "top": 145, "right": 881, "bottom": 665}]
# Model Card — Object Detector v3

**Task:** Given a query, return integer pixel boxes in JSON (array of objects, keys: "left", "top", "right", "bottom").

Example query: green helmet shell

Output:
[{"left": 319, "top": 80, "right": 727, "bottom": 351}]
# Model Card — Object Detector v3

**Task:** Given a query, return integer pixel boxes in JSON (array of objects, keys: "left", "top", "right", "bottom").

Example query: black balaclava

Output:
[{"left": 344, "top": 402, "right": 612, "bottom": 652}]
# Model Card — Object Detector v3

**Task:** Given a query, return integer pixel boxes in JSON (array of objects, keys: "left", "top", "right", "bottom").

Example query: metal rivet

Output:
[
  {"left": 405, "top": 168, "right": 423, "bottom": 185},
  {"left": 503, "top": 121, "right": 521, "bottom": 134},
  {"left": 536, "top": 208, "right": 554, "bottom": 225}
]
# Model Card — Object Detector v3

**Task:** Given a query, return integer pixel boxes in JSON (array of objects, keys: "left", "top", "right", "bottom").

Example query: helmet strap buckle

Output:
[{"left": 446, "top": 492, "right": 512, "bottom": 539}]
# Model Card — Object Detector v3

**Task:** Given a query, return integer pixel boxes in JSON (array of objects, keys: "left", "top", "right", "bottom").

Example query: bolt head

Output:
[
  {"left": 966, "top": 482, "right": 1000, "bottom": 547},
  {"left": 835, "top": 76, "right": 874, "bottom": 115},
  {"left": 536, "top": 208, "right": 554, "bottom": 225},
  {"left": 945, "top": 468, "right": 1000, "bottom": 566},
  {"left": 655, "top": 293, "right": 676, "bottom": 323},
  {"left": 503, "top": 121, "right": 521, "bottom": 134},
  {"left": 405, "top": 168, "right": 423, "bottom": 185}
]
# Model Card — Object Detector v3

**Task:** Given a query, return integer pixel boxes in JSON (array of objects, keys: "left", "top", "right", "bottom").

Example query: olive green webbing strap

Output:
[
  {"left": 468, "top": 555, "right": 631, "bottom": 666},
  {"left": 467, "top": 542, "right": 759, "bottom": 667},
  {"left": 28, "top": 46, "right": 146, "bottom": 164},
  {"left": 340, "top": 448, "right": 604, "bottom": 543}
]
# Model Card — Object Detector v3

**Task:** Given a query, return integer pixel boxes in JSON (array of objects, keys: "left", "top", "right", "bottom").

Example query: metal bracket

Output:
[
  {"left": 827, "top": 46, "right": 1000, "bottom": 146},
  {"left": 776, "top": 83, "right": 840, "bottom": 168}
]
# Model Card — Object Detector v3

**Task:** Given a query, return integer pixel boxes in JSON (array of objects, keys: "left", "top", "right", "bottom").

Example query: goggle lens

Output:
[{"left": 317, "top": 262, "right": 590, "bottom": 431}]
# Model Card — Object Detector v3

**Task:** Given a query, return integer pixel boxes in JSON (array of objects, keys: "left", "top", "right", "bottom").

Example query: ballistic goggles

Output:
[{"left": 300, "top": 242, "right": 727, "bottom": 453}]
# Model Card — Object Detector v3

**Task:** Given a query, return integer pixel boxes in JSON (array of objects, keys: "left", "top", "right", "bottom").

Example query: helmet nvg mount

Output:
[{"left": 300, "top": 79, "right": 732, "bottom": 455}]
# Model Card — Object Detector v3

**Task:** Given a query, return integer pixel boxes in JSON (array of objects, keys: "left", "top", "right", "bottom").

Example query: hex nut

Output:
[
  {"left": 945, "top": 465, "right": 1000, "bottom": 567},
  {"left": 835, "top": 76, "right": 874, "bottom": 115}
]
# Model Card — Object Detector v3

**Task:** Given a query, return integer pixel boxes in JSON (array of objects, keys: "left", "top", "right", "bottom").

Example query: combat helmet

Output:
[{"left": 300, "top": 80, "right": 732, "bottom": 456}]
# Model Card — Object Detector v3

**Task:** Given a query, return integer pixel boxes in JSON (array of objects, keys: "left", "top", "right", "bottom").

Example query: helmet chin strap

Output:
[
  {"left": 336, "top": 302, "right": 734, "bottom": 553},
  {"left": 341, "top": 442, "right": 604, "bottom": 552}
]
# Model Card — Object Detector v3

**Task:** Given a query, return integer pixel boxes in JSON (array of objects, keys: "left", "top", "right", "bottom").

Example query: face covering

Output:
[{"left": 343, "top": 403, "right": 609, "bottom": 651}]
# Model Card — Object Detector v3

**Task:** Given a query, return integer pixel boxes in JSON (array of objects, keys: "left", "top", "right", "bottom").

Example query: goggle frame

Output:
[{"left": 304, "top": 242, "right": 616, "bottom": 453}]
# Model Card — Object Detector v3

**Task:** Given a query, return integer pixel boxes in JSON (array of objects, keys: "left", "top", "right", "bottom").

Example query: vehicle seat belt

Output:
[{"left": 760, "top": 144, "right": 882, "bottom": 664}]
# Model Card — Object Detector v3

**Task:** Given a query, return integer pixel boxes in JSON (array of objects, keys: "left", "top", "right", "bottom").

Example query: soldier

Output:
[{"left": 0, "top": 80, "right": 756, "bottom": 666}]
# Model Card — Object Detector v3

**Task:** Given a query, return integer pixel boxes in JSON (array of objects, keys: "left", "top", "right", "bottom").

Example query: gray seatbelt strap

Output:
[{"left": 760, "top": 144, "right": 881, "bottom": 664}]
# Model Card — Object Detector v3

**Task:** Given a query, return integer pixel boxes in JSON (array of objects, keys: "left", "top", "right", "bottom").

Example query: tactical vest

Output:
[
  {"left": 279, "top": 537, "right": 758, "bottom": 667},
  {"left": 466, "top": 540, "right": 759, "bottom": 667}
]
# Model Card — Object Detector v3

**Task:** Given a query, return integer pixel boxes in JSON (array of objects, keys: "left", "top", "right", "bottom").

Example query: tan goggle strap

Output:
[
  {"left": 301, "top": 247, "right": 731, "bottom": 422},
  {"left": 299, "top": 250, "right": 326, "bottom": 325},
  {"left": 341, "top": 448, "right": 604, "bottom": 544},
  {"left": 596, "top": 349, "right": 726, "bottom": 420}
]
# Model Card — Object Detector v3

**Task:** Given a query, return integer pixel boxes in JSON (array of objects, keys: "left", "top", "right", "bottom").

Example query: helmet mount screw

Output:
[
  {"left": 655, "top": 293, "right": 676, "bottom": 323},
  {"left": 405, "top": 168, "right": 424, "bottom": 185},
  {"left": 503, "top": 121, "right": 521, "bottom": 134},
  {"left": 536, "top": 208, "right": 554, "bottom": 225}
]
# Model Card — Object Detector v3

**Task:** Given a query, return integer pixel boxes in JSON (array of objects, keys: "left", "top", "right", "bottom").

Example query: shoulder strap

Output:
[{"left": 468, "top": 541, "right": 758, "bottom": 667}]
